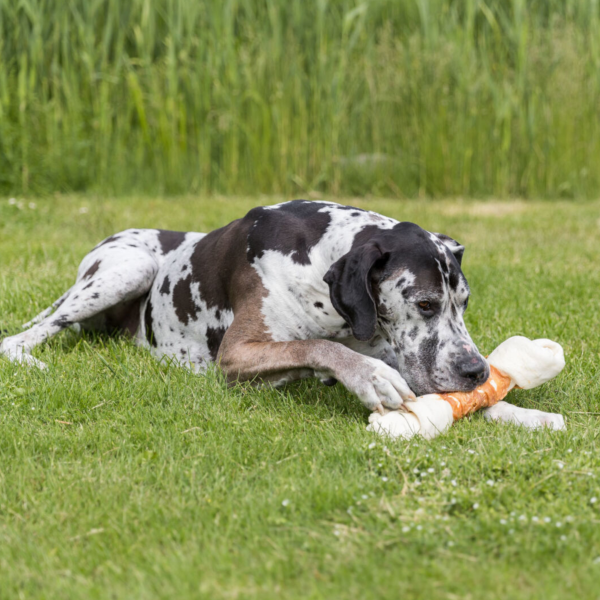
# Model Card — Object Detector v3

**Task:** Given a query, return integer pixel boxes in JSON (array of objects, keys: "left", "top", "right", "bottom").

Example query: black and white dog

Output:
[{"left": 0, "top": 200, "right": 562, "bottom": 426}]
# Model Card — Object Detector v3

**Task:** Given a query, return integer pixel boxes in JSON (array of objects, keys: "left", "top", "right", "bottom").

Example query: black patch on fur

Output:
[
  {"left": 82, "top": 281, "right": 94, "bottom": 290},
  {"left": 172, "top": 275, "right": 200, "bottom": 325},
  {"left": 160, "top": 276, "right": 171, "bottom": 295},
  {"left": 314, "top": 301, "right": 324, "bottom": 309},
  {"left": 83, "top": 260, "right": 101, "bottom": 280},
  {"left": 187, "top": 229, "right": 236, "bottom": 314},
  {"left": 157, "top": 230, "right": 187, "bottom": 254},
  {"left": 245, "top": 200, "right": 331, "bottom": 266},
  {"left": 206, "top": 326, "right": 227, "bottom": 361},
  {"left": 51, "top": 315, "right": 72, "bottom": 328},
  {"left": 96, "top": 235, "right": 120, "bottom": 248},
  {"left": 91, "top": 293, "right": 100, "bottom": 299},
  {"left": 145, "top": 298, "right": 157, "bottom": 347}
]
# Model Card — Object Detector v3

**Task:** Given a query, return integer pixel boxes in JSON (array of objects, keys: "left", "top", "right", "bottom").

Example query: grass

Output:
[
  {"left": 1, "top": 194, "right": 600, "bottom": 599},
  {"left": 1, "top": 0, "right": 600, "bottom": 198}
]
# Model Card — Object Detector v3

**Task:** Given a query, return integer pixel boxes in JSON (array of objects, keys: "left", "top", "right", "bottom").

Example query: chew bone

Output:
[{"left": 367, "top": 336, "right": 565, "bottom": 440}]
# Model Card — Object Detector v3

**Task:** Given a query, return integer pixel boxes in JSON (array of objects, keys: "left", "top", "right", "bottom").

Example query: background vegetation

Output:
[{"left": 1, "top": 0, "right": 599, "bottom": 198}]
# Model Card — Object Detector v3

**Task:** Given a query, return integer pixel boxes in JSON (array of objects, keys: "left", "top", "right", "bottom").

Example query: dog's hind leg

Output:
[
  {"left": 1, "top": 243, "right": 159, "bottom": 368},
  {"left": 21, "top": 290, "right": 72, "bottom": 330}
]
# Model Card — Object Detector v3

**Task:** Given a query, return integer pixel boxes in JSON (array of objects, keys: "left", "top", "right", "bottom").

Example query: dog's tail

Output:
[{"left": 21, "top": 288, "right": 72, "bottom": 330}]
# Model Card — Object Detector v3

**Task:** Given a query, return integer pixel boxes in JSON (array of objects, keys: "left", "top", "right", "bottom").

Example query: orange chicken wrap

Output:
[
  {"left": 367, "top": 336, "right": 565, "bottom": 440},
  {"left": 440, "top": 365, "right": 512, "bottom": 420}
]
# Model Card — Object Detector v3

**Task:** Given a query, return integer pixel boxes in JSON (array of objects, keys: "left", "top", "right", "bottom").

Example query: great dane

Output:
[{"left": 0, "top": 200, "right": 562, "bottom": 427}]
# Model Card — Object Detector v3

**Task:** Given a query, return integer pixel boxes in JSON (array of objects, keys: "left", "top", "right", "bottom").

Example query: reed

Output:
[{"left": 0, "top": 0, "right": 599, "bottom": 198}]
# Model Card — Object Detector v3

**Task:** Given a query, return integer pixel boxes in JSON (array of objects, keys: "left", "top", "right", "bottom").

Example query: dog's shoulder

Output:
[{"left": 241, "top": 200, "right": 397, "bottom": 267}]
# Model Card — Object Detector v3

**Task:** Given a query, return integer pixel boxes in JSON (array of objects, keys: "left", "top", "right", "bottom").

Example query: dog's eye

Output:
[{"left": 418, "top": 301, "right": 431, "bottom": 310}]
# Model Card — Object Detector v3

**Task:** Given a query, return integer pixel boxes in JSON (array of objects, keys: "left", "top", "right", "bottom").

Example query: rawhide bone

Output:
[{"left": 367, "top": 336, "right": 565, "bottom": 440}]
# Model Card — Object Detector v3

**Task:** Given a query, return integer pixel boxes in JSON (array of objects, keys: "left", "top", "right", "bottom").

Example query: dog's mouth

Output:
[{"left": 406, "top": 371, "right": 488, "bottom": 397}]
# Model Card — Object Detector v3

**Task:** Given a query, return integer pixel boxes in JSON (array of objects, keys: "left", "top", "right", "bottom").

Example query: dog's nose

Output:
[{"left": 458, "top": 357, "right": 489, "bottom": 385}]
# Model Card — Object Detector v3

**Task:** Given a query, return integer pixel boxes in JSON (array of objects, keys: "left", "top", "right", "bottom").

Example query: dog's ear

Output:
[
  {"left": 433, "top": 233, "right": 465, "bottom": 266},
  {"left": 323, "top": 243, "right": 387, "bottom": 341}
]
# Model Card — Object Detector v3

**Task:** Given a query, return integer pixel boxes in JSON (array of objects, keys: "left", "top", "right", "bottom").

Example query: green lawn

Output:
[{"left": 1, "top": 195, "right": 599, "bottom": 599}]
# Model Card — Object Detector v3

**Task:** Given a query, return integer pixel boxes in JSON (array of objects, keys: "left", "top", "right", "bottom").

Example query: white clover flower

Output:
[
  {"left": 381, "top": 476, "right": 388, "bottom": 482},
  {"left": 361, "top": 494, "right": 368, "bottom": 500},
  {"left": 447, "top": 540, "right": 454, "bottom": 546},
  {"left": 508, "top": 529, "right": 515, "bottom": 535},
  {"left": 473, "top": 503, "right": 479, "bottom": 510},
  {"left": 519, "top": 515, "right": 527, "bottom": 522},
  {"left": 556, "top": 522, "right": 562, "bottom": 527},
  {"left": 467, "top": 449, "right": 476, "bottom": 455},
  {"left": 560, "top": 535, "right": 567, "bottom": 541},
  {"left": 282, "top": 499, "right": 290, "bottom": 507},
  {"left": 413, "top": 468, "right": 420, "bottom": 474},
  {"left": 591, "top": 497, "right": 598, "bottom": 504},
  {"left": 402, "top": 526, "right": 410, "bottom": 533},
  {"left": 593, "top": 557, "right": 600, "bottom": 565},
  {"left": 451, "top": 480, "right": 457, "bottom": 487},
  {"left": 567, "top": 448, "right": 573, "bottom": 453},
  {"left": 440, "top": 461, "right": 446, "bottom": 466},
  {"left": 532, "top": 516, "right": 539, "bottom": 523},
  {"left": 544, "top": 517, "right": 551, "bottom": 523},
  {"left": 28, "top": 202, "right": 36, "bottom": 209},
  {"left": 427, "top": 468, "right": 434, "bottom": 473},
  {"left": 500, "top": 519, "right": 507, "bottom": 525},
  {"left": 79, "top": 207, "right": 89, "bottom": 214},
  {"left": 486, "top": 480, "right": 495, "bottom": 486},
  {"left": 8, "top": 198, "right": 16, "bottom": 205},
  {"left": 416, "top": 525, "right": 422, "bottom": 531}
]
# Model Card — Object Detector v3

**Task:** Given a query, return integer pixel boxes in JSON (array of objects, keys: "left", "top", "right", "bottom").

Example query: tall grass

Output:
[{"left": 0, "top": 0, "right": 599, "bottom": 198}]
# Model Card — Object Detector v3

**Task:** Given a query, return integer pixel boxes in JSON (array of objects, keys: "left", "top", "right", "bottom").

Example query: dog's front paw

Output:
[{"left": 341, "top": 357, "right": 416, "bottom": 414}]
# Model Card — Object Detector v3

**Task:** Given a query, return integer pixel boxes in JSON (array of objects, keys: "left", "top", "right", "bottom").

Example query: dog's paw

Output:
[{"left": 341, "top": 357, "right": 416, "bottom": 414}]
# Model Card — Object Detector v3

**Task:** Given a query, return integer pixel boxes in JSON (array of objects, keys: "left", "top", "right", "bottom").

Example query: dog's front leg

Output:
[{"left": 218, "top": 329, "right": 415, "bottom": 413}]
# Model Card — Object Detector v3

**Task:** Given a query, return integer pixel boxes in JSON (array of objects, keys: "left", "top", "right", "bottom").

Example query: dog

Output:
[{"left": 0, "top": 200, "right": 563, "bottom": 428}]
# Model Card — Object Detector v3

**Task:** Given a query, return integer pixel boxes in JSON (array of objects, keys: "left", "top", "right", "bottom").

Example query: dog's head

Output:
[{"left": 324, "top": 222, "right": 489, "bottom": 396}]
